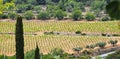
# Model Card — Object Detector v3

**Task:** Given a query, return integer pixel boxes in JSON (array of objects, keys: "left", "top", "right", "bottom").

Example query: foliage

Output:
[
  {"left": 15, "top": 16, "right": 24, "bottom": 59},
  {"left": 33, "top": 5, "right": 41, "bottom": 11},
  {"left": 91, "top": 0, "right": 106, "bottom": 11},
  {"left": 37, "top": 12, "right": 50, "bottom": 20},
  {"left": 51, "top": 0, "right": 60, "bottom": 3},
  {"left": 96, "top": 42, "right": 106, "bottom": 48},
  {"left": 0, "top": 1, "right": 16, "bottom": 12},
  {"left": 15, "top": 0, "right": 27, "bottom": 4},
  {"left": 47, "top": 5, "right": 59, "bottom": 17},
  {"left": 25, "top": 50, "right": 35, "bottom": 59},
  {"left": 4, "top": 2, "right": 16, "bottom": 11},
  {"left": 106, "top": 50, "right": 120, "bottom": 59},
  {"left": 50, "top": 48, "right": 64, "bottom": 56},
  {"left": 1, "top": 14, "right": 8, "bottom": 19},
  {"left": 54, "top": 10, "right": 66, "bottom": 20},
  {"left": 65, "top": 1, "right": 74, "bottom": 12},
  {"left": 85, "top": 12, "right": 95, "bottom": 21},
  {"left": 0, "top": 0, "right": 3, "bottom": 4},
  {"left": 75, "top": 31, "right": 81, "bottom": 34},
  {"left": 16, "top": 4, "right": 27, "bottom": 13},
  {"left": 108, "top": 40, "right": 118, "bottom": 47},
  {"left": 101, "top": 15, "right": 110, "bottom": 21},
  {"left": 73, "top": 47, "right": 82, "bottom": 53},
  {"left": 72, "top": 10, "right": 82, "bottom": 21},
  {"left": 0, "top": 55, "right": 16, "bottom": 59},
  {"left": 82, "top": 50, "right": 92, "bottom": 55},
  {"left": 35, "top": 44, "right": 40, "bottom": 59},
  {"left": 106, "top": 0, "right": 120, "bottom": 20},
  {"left": 36, "top": 0, "right": 46, "bottom": 5},
  {"left": 0, "top": 11, "right": 2, "bottom": 18},
  {"left": 86, "top": 44, "right": 96, "bottom": 49},
  {"left": 24, "top": 11, "right": 34, "bottom": 20},
  {"left": 59, "top": 0, "right": 68, "bottom": 11},
  {"left": 8, "top": 12, "right": 17, "bottom": 20},
  {"left": 16, "top": 4, "right": 33, "bottom": 13}
]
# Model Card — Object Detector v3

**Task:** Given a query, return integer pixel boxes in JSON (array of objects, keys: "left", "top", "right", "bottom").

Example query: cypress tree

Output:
[
  {"left": 35, "top": 44, "right": 40, "bottom": 59},
  {"left": 15, "top": 15, "right": 24, "bottom": 59}
]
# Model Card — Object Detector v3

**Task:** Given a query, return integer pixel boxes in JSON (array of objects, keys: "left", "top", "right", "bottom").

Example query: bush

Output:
[
  {"left": 54, "top": 10, "right": 66, "bottom": 20},
  {"left": 1, "top": 14, "right": 8, "bottom": 19},
  {"left": 75, "top": 31, "right": 81, "bottom": 34},
  {"left": 51, "top": 0, "right": 60, "bottom": 3},
  {"left": 8, "top": 12, "right": 17, "bottom": 20},
  {"left": 108, "top": 40, "right": 118, "bottom": 47},
  {"left": 81, "top": 33, "right": 86, "bottom": 36},
  {"left": 106, "top": 50, "right": 120, "bottom": 59},
  {"left": 86, "top": 44, "right": 96, "bottom": 49},
  {"left": 50, "top": 48, "right": 64, "bottom": 56},
  {"left": 17, "top": 4, "right": 27, "bottom": 13},
  {"left": 101, "top": 33, "right": 107, "bottom": 36},
  {"left": 85, "top": 12, "right": 95, "bottom": 21},
  {"left": 25, "top": 50, "right": 35, "bottom": 59},
  {"left": 44, "top": 31, "right": 54, "bottom": 35},
  {"left": 96, "top": 42, "right": 106, "bottom": 48},
  {"left": 37, "top": 12, "right": 50, "bottom": 20},
  {"left": 101, "top": 16, "right": 111, "bottom": 21},
  {"left": 112, "top": 34, "right": 120, "bottom": 36},
  {"left": 24, "top": 11, "right": 34, "bottom": 20},
  {"left": 33, "top": 6, "right": 41, "bottom": 12},
  {"left": 73, "top": 47, "right": 83, "bottom": 52},
  {"left": 72, "top": 10, "right": 82, "bottom": 21}
]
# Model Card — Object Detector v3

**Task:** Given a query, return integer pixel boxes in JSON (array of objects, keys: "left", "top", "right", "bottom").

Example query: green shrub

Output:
[
  {"left": 34, "top": 6, "right": 41, "bottom": 12},
  {"left": 101, "top": 33, "right": 107, "bottom": 36},
  {"left": 106, "top": 50, "right": 120, "bottom": 59},
  {"left": 24, "top": 11, "right": 34, "bottom": 20},
  {"left": 37, "top": 12, "right": 50, "bottom": 20},
  {"left": 25, "top": 50, "right": 35, "bottom": 59},
  {"left": 81, "top": 33, "right": 86, "bottom": 35},
  {"left": 17, "top": 4, "right": 27, "bottom": 13},
  {"left": 85, "top": 12, "right": 95, "bottom": 21},
  {"left": 96, "top": 42, "right": 106, "bottom": 48},
  {"left": 8, "top": 12, "right": 17, "bottom": 20},
  {"left": 75, "top": 31, "right": 81, "bottom": 34},
  {"left": 112, "top": 34, "right": 120, "bottom": 36},
  {"left": 101, "top": 16, "right": 111, "bottom": 21},
  {"left": 44, "top": 31, "right": 54, "bottom": 35},
  {"left": 73, "top": 47, "right": 83, "bottom": 52},
  {"left": 86, "top": 44, "right": 96, "bottom": 49},
  {"left": 54, "top": 10, "right": 66, "bottom": 20},
  {"left": 72, "top": 10, "right": 82, "bottom": 21},
  {"left": 50, "top": 48, "right": 64, "bottom": 56},
  {"left": 108, "top": 40, "right": 118, "bottom": 47},
  {"left": 1, "top": 14, "right": 8, "bottom": 19}
]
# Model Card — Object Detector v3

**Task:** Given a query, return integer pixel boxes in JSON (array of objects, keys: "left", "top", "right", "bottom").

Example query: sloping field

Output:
[
  {"left": 0, "top": 34, "right": 120, "bottom": 56},
  {"left": 0, "top": 21, "right": 119, "bottom": 33},
  {"left": 0, "top": 21, "right": 120, "bottom": 56}
]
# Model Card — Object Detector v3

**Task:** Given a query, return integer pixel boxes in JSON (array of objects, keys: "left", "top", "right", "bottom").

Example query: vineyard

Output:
[
  {"left": 0, "top": 34, "right": 120, "bottom": 56},
  {"left": 0, "top": 21, "right": 120, "bottom": 56},
  {"left": 0, "top": 21, "right": 119, "bottom": 33}
]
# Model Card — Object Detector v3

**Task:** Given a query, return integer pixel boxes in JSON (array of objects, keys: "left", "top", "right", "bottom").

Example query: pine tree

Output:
[
  {"left": 35, "top": 44, "right": 40, "bottom": 59},
  {"left": 15, "top": 15, "right": 24, "bottom": 59}
]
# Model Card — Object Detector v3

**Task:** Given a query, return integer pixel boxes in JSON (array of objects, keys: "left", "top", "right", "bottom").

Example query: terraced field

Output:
[
  {"left": 0, "top": 21, "right": 119, "bottom": 33},
  {"left": 0, "top": 34, "right": 120, "bottom": 56},
  {"left": 0, "top": 21, "right": 120, "bottom": 56}
]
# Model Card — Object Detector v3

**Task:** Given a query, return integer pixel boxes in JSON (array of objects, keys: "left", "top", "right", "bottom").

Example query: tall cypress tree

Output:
[
  {"left": 15, "top": 15, "right": 24, "bottom": 59},
  {"left": 35, "top": 44, "right": 40, "bottom": 59}
]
